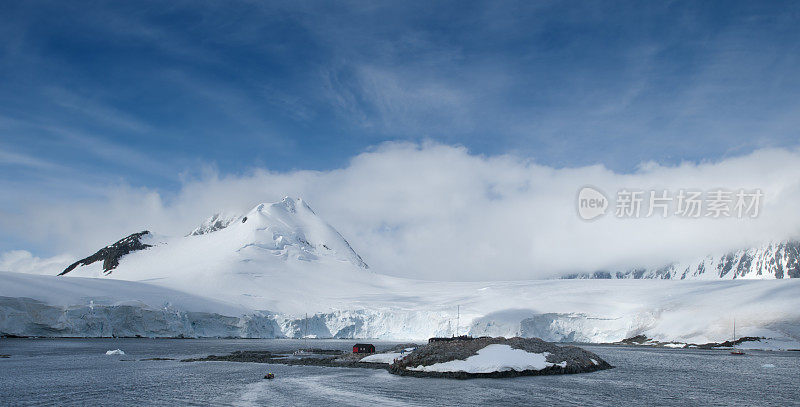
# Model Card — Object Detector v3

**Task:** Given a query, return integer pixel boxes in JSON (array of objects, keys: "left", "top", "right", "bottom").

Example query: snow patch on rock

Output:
[
  {"left": 408, "top": 344, "right": 555, "bottom": 373},
  {"left": 360, "top": 352, "right": 405, "bottom": 364}
]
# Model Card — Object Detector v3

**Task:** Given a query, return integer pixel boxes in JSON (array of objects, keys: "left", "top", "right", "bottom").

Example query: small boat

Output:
[
  {"left": 264, "top": 373, "right": 275, "bottom": 380},
  {"left": 730, "top": 318, "right": 745, "bottom": 356}
]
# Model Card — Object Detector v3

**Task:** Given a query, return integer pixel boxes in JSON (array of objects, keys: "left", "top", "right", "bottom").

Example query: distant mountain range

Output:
[{"left": 563, "top": 240, "right": 800, "bottom": 279}]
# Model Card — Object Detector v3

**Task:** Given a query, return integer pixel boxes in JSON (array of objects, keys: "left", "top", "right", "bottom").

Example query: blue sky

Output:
[{"left": 1, "top": 1, "right": 800, "bottom": 256}]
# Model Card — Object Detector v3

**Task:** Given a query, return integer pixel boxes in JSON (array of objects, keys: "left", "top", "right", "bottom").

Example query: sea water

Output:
[{"left": 0, "top": 338, "right": 797, "bottom": 406}]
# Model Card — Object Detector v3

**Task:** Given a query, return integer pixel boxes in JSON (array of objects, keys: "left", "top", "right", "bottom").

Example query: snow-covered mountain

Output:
[
  {"left": 564, "top": 240, "right": 800, "bottom": 280},
  {"left": 57, "top": 197, "right": 370, "bottom": 312},
  {"left": 2, "top": 197, "right": 800, "bottom": 347},
  {"left": 60, "top": 197, "right": 368, "bottom": 276}
]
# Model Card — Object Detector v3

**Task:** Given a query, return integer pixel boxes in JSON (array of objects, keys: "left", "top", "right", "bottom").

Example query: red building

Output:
[{"left": 352, "top": 343, "right": 375, "bottom": 353}]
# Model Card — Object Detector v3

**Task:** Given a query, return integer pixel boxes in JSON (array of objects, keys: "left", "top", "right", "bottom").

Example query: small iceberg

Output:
[{"left": 105, "top": 349, "right": 125, "bottom": 355}]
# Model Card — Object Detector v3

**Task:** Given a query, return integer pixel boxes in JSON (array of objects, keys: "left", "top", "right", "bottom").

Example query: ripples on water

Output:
[{"left": 0, "top": 338, "right": 797, "bottom": 406}]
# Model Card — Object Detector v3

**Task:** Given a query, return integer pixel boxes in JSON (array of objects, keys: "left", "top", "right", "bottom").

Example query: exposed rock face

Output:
[
  {"left": 390, "top": 337, "right": 612, "bottom": 379},
  {"left": 564, "top": 240, "right": 800, "bottom": 279},
  {"left": 58, "top": 231, "right": 152, "bottom": 275}
]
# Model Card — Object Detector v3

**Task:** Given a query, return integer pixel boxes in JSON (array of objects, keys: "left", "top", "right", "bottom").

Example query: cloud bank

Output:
[
  {"left": 3, "top": 143, "right": 800, "bottom": 280},
  {"left": 0, "top": 250, "right": 73, "bottom": 276}
]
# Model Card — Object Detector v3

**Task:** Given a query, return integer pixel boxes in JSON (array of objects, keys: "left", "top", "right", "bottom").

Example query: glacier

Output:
[
  {"left": 3, "top": 270, "right": 800, "bottom": 346},
  {"left": 2, "top": 197, "right": 800, "bottom": 348}
]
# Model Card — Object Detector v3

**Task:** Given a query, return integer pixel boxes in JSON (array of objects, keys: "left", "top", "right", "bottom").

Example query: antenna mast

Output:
[{"left": 456, "top": 305, "right": 460, "bottom": 337}]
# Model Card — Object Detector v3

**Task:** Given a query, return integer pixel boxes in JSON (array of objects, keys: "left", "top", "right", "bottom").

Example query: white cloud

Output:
[
  {"left": 3, "top": 142, "right": 800, "bottom": 280},
  {"left": 0, "top": 250, "right": 73, "bottom": 275}
]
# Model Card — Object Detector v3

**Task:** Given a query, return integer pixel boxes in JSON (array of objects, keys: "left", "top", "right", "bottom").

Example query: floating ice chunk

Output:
[{"left": 105, "top": 349, "right": 125, "bottom": 355}]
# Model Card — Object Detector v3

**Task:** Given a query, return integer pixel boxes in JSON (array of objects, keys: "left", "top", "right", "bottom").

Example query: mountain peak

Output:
[
  {"left": 261, "top": 196, "right": 314, "bottom": 214},
  {"left": 239, "top": 197, "right": 368, "bottom": 269},
  {"left": 60, "top": 197, "right": 368, "bottom": 278}
]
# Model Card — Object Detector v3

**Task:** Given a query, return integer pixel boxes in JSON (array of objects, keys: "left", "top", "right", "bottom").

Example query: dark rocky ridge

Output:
[
  {"left": 391, "top": 337, "right": 612, "bottom": 379},
  {"left": 58, "top": 231, "right": 152, "bottom": 275}
]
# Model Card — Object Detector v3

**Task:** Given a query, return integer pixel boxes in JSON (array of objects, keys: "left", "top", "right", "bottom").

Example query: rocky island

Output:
[
  {"left": 182, "top": 337, "right": 612, "bottom": 379},
  {"left": 391, "top": 337, "right": 612, "bottom": 379}
]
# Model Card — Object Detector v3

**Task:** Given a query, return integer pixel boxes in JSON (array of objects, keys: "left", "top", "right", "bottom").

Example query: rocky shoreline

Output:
[
  {"left": 181, "top": 345, "right": 413, "bottom": 369},
  {"left": 611, "top": 334, "right": 800, "bottom": 350}
]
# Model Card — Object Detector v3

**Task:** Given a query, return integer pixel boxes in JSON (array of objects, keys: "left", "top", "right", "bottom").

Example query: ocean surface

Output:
[{"left": 0, "top": 338, "right": 797, "bottom": 406}]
